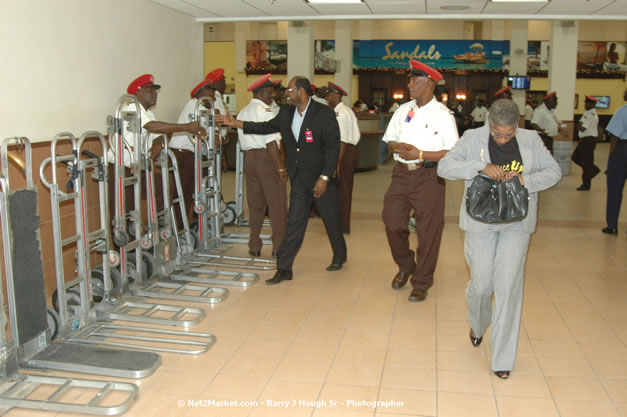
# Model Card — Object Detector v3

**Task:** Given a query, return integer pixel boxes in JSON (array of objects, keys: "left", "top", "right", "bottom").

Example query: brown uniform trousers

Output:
[
  {"left": 382, "top": 163, "right": 445, "bottom": 292},
  {"left": 244, "top": 148, "right": 288, "bottom": 254},
  {"left": 337, "top": 143, "right": 359, "bottom": 234},
  {"left": 170, "top": 148, "right": 196, "bottom": 229}
]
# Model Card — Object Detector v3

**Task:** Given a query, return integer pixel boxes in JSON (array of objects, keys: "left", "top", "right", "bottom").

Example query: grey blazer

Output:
[{"left": 437, "top": 125, "right": 562, "bottom": 233}]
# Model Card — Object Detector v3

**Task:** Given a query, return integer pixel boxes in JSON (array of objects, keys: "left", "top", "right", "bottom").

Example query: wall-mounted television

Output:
[
  {"left": 507, "top": 76, "right": 531, "bottom": 90},
  {"left": 593, "top": 96, "right": 610, "bottom": 109}
]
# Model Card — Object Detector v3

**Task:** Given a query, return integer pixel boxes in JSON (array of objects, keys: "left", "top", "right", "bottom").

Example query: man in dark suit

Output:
[{"left": 218, "top": 76, "right": 347, "bottom": 285}]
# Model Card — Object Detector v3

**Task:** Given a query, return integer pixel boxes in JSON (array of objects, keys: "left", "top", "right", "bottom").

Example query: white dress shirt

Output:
[
  {"left": 383, "top": 97, "right": 459, "bottom": 164},
  {"left": 531, "top": 103, "right": 559, "bottom": 137},
  {"left": 170, "top": 98, "right": 199, "bottom": 152},
  {"left": 470, "top": 106, "right": 488, "bottom": 123},
  {"left": 334, "top": 101, "right": 360, "bottom": 146},
  {"left": 579, "top": 107, "right": 599, "bottom": 138},
  {"left": 236, "top": 98, "right": 281, "bottom": 150},
  {"left": 107, "top": 102, "right": 156, "bottom": 167}
]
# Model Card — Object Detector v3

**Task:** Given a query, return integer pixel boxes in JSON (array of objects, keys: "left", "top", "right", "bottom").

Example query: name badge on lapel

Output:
[
  {"left": 405, "top": 110, "right": 415, "bottom": 123},
  {"left": 305, "top": 129, "right": 313, "bottom": 143}
]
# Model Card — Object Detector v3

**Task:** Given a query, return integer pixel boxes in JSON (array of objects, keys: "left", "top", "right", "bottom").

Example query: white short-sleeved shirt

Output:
[
  {"left": 334, "top": 101, "right": 360, "bottom": 146},
  {"left": 236, "top": 98, "right": 281, "bottom": 150},
  {"left": 579, "top": 107, "right": 599, "bottom": 138},
  {"left": 525, "top": 104, "right": 534, "bottom": 121},
  {"left": 107, "top": 102, "right": 156, "bottom": 167},
  {"left": 170, "top": 98, "right": 199, "bottom": 152},
  {"left": 531, "top": 103, "right": 559, "bottom": 137},
  {"left": 470, "top": 106, "right": 488, "bottom": 123},
  {"left": 382, "top": 97, "right": 459, "bottom": 164},
  {"left": 606, "top": 104, "right": 627, "bottom": 140}
]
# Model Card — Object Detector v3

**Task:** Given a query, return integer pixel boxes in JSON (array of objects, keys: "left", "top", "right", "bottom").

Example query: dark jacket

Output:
[{"left": 243, "top": 99, "right": 340, "bottom": 188}]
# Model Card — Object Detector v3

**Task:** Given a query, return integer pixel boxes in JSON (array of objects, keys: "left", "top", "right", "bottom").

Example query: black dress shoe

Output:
[
  {"left": 602, "top": 227, "right": 618, "bottom": 235},
  {"left": 249, "top": 250, "right": 261, "bottom": 257},
  {"left": 494, "top": 370, "right": 510, "bottom": 379},
  {"left": 592, "top": 165, "right": 601, "bottom": 178},
  {"left": 469, "top": 330, "right": 483, "bottom": 347},
  {"left": 391, "top": 271, "right": 412, "bottom": 289},
  {"left": 576, "top": 185, "right": 590, "bottom": 191},
  {"left": 265, "top": 269, "right": 293, "bottom": 285},
  {"left": 326, "top": 257, "right": 347, "bottom": 272}
]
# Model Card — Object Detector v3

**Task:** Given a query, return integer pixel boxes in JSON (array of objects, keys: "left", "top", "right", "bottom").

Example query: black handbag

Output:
[{"left": 465, "top": 173, "right": 529, "bottom": 224}]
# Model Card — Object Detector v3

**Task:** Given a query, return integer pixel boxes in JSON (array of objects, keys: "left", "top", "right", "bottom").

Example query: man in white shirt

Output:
[
  {"left": 325, "top": 82, "right": 361, "bottom": 234},
  {"left": 236, "top": 74, "right": 288, "bottom": 257},
  {"left": 311, "top": 84, "right": 328, "bottom": 106},
  {"left": 169, "top": 74, "right": 215, "bottom": 228},
  {"left": 531, "top": 91, "right": 559, "bottom": 154},
  {"left": 107, "top": 74, "right": 206, "bottom": 241},
  {"left": 382, "top": 60, "right": 459, "bottom": 302},
  {"left": 524, "top": 98, "right": 534, "bottom": 129},
  {"left": 572, "top": 96, "right": 601, "bottom": 191},
  {"left": 470, "top": 99, "right": 488, "bottom": 128}
]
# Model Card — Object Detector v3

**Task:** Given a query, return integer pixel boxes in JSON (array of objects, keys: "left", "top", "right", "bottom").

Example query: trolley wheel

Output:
[
  {"left": 90, "top": 268, "right": 106, "bottom": 303},
  {"left": 52, "top": 287, "right": 82, "bottom": 314},
  {"left": 226, "top": 201, "right": 236, "bottom": 211},
  {"left": 108, "top": 250, "right": 121, "bottom": 268},
  {"left": 46, "top": 307, "right": 61, "bottom": 341},
  {"left": 112, "top": 228, "right": 129, "bottom": 247},
  {"left": 190, "top": 221, "right": 199, "bottom": 236},
  {"left": 128, "top": 222, "right": 137, "bottom": 238},
  {"left": 125, "top": 253, "right": 146, "bottom": 284},
  {"left": 222, "top": 205, "right": 236, "bottom": 226},
  {"left": 189, "top": 229, "right": 200, "bottom": 250},
  {"left": 159, "top": 228, "right": 171, "bottom": 240},
  {"left": 140, "top": 234, "right": 153, "bottom": 250},
  {"left": 178, "top": 232, "right": 196, "bottom": 255},
  {"left": 141, "top": 252, "right": 157, "bottom": 279},
  {"left": 193, "top": 203, "right": 205, "bottom": 214}
]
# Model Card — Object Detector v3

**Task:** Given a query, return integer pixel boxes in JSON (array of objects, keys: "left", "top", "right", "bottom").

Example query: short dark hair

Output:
[{"left": 293, "top": 76, "right": 313, "bottom": 96}]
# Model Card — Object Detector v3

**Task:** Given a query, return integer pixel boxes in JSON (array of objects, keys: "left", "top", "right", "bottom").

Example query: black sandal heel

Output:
[
  {"left": 494, "top": 371, "right": 510, "bottom": 379},
  {"left": 469, "top": 330, "right": 483, "bottom": 347}
]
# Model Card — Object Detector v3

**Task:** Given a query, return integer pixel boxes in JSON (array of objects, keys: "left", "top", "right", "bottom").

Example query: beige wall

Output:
[{"left": 1, "top": 0, "right": 204, "bottom": 142}]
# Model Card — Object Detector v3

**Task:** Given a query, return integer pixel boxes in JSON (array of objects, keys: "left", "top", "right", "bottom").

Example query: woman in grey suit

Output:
[{"left": 437, "top": 99, "right": 561, "bottom": 379}]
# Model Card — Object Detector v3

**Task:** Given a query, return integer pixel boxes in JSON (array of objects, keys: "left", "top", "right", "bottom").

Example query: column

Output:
[
  {"left": 288, "top": 21, "right": 314, "bottom": 81},
  {"left": 510, "top": 21, "right": 528, "bottom": 115},
  {"left": 335, "top": 21, "right": 353, "bottom": 105},
  {"left": 549, "top": 21, "right": 578, "bottom": 123}
]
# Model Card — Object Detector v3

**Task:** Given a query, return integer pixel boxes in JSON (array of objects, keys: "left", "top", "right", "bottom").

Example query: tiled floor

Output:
[{"left": 8, "top": 142, "right": 626, "bottom": 417}]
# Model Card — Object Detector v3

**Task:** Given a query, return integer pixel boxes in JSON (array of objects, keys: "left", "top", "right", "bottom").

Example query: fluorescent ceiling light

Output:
[
  {"left": 306, "top": 0, "right": 364, "bottom": 4},
  {"left": 491, "top": 0, "right": 548, "bottom": 3},
  {"left": 441, "top": 5, "right": 470, "bottom": 10}
]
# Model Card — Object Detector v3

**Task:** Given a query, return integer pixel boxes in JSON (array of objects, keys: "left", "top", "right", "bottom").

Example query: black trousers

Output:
[
  {"left": 571, "top": 136, "right": 599, "bottom": 188},
  {"left": 606, "top": 141, "right": 627, "bottom": 229},
  {"left": 276, "top": 178, "right": 347, "bottom": 272},
  {"left": 540, "top": 134, "right": 554, "bottom": 154}
]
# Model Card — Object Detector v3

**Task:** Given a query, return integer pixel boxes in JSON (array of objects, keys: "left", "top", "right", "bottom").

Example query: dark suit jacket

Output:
[{"left": 243, "top": 99, "right": 341, "bottom": 189}]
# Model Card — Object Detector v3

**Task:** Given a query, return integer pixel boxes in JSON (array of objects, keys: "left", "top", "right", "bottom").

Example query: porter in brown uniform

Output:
[
  {"left": 236, "top": 74, "right": 288, "bottom": 257},
  {"left": 381, "top": 60, "right": 459, "bottom": 302}
]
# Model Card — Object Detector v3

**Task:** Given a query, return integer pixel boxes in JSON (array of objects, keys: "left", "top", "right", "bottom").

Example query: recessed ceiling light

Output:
[
  {"left": 490, "top": 0, "right": 549, "bottom": 3},
  {"left": 440, "top": 5, "right": 471, "bottom": 10},
  {"left": 305, "top": 0, "right": 364, "bottom": 4}
]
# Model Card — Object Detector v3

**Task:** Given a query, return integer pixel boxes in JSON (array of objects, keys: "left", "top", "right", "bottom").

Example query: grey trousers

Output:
[{"left": 464, "top": 230, "right": 531, "bottom": 372}]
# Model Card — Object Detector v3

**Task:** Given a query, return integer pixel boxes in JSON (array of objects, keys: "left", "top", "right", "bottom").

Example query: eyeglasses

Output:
[
  {"left": 490, "top": 128, "right": 517, "bottom": 141},
  {"left": 287, "top": 87, "right": 297, "bottom": 93}
]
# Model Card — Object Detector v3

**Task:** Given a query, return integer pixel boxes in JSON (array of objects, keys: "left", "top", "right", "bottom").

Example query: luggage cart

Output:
[
  {"left": 1, "top": 136, "right": 160, "bottom": 379},
  {"left": 40, "top": 133, "right": 215, "bottom": 355},
  {"left": 165, "top": 147, "right": 259, "bottom": 287},
  {"left": 184, "top": 97, "right": 276, "bottom": 271},
  {"left": 75, "top": 132, "right": 205, "bottom": 328},
  {"left": 108, "top": 95, "right": 229, "bottom": 304}
]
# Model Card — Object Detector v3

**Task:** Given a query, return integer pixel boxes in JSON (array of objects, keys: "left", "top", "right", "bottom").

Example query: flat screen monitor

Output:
[
  {"left": 593, "top": 96, "right": 610, "bottom": 109},
  {"left": 507, "top": 76, "right": 530, "bottom": 89}
]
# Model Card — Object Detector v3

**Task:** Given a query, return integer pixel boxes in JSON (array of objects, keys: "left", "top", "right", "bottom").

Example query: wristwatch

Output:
[{"left": 319, "top": 175, "right": 329, "bottom": 181}]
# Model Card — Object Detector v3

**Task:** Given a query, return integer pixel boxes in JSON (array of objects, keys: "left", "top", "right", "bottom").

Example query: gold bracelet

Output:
[
  {"left": 278, "top": 168, "right": 286, "bottom": 172},
  {"left": 419, "top": 150, "right": 424, "bottom": 161}
]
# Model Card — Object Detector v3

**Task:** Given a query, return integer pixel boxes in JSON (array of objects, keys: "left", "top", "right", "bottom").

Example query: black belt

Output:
[
  {"left": 243, "top": 148, "right": 267, "bottom": 153},
  {"left": 398, "top": 161, "right": 437, "bottom": 170}
]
